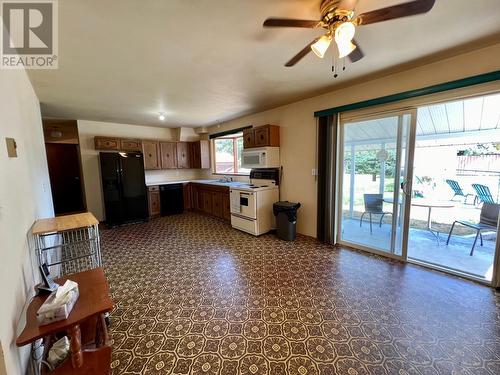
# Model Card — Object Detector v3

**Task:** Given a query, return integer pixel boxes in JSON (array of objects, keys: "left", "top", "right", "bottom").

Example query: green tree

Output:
[
  {"left": 215, "top": 139, "right": 233, "bottom": 154},
  {"left": 345, "top": 149, "right": 397, "bottom": 177}
]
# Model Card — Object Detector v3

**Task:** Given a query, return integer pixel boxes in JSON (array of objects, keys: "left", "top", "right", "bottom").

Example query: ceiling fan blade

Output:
[
  {"left": 285, "top": 38, "right": 320, "bottom": 67},
  {"left": 348, "top": 40, "right": 364, "bottom": 63},
  {"left": 263, "top": 18, "right": 321, "bottom": 28},
  {"left": 338, "top": 0, "right": 358, "bottom": 11},
  {"left": 357, "top": 0, "right": 435, "bottom": 25}
]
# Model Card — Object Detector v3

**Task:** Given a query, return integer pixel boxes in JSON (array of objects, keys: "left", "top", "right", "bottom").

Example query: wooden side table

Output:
[{"left": 17, "top": 268, "right": 113, "bottom": 375}]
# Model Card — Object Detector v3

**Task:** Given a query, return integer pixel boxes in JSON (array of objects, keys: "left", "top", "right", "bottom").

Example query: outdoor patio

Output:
[
  {"left": 342, "top": 214, "right": 496, "bottom": 280},
  {"left": 340, "top": 93, "right": 500, "bottom": 281}
]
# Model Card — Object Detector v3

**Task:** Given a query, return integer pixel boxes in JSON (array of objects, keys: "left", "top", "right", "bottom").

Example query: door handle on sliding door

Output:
[{"left": 400, "top": 180, "right": 411, "bottom": 197}]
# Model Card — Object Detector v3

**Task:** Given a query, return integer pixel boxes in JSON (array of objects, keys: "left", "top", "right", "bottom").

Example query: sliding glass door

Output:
[{"left": 337, "top": 111, "right": 416, "bottom": 259}]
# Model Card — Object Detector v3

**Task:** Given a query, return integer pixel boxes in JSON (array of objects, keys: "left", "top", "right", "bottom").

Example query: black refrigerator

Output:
[{"left": 99, "top": 152, "right": 148, "bottom": 227}]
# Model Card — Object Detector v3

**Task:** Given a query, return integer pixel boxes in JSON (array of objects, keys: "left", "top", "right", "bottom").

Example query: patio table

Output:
[{"left": 384, "top": 198, "right": 454, "bottom": 245}]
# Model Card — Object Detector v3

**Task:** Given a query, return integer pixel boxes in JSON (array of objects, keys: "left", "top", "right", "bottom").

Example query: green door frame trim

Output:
[{"left": 314, "top": 70, "right": 500, "bottom": 118}]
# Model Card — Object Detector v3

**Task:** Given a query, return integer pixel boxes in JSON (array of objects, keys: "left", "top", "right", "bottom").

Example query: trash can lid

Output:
[{"left": 273, "top": 201, "right": 301, "bottom": 211}]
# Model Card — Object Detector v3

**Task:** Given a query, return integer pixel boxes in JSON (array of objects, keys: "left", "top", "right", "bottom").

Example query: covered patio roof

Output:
[{"left": 345, "top": 92, "right": 500, "bottom": 147}]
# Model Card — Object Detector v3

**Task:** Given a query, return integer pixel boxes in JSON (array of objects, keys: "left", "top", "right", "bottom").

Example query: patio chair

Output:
[
  {"left": 446, "top": 179, "right": 473, "bottom": 203},
  {"left": 446, "top": 203, "right": 499, "bottom": 256},
  {"left": 472, "top": 184, "right": 495, "bottom": 204},
  {"left": 360, "top": 194, "right": 392, "bottom": 234}
]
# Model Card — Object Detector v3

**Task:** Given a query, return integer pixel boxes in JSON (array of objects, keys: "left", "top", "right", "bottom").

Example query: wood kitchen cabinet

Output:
[
  {"left": 212, "top": 192, "right": 223, "bottom": 219},
  {"left": 142, "top": 140, "right": 161, "bottom": 170},
  {"left": 160, "top": 142, "right": 177, "bottom": 169},
  {"left": 94, "top": 136, "right": 210, "bottom": 171},
  {"left": 243, "top": 125, "right": 280, "bottom": 149},
  {"left": 190, "top": 184, "right": 200, "bottom": 211},
  {"left": 183, "top": 183, "right": 191, "bottom": 210},
  {"left": 120, "top": 138, "right": 142, "bottom": 151},
  {"left": 243, "top": 129, "right": 254, "bottom": 149},
  {"left": 189, "top": 183, "right": 230, "bottom": 222},
  {"left": 222, "top": 193, "right": 231, "bottom": 221},
  {"left": 94, "top": 137, "right": 142, "bottom": 151},
  {"left": 189, "top": 140, "right": 210, "bottom": 169},
  {"left": 176, "top": 142, "right": 190, "bottom": 169},
  {"left": 94, "top": 137, "right": 120, "bottom": 151},
  {"left": 148, "top": 186, "right": 160, "bottom": 217},
  {"left": 201, "top": 190, "right": 213, "bottom": 214}
]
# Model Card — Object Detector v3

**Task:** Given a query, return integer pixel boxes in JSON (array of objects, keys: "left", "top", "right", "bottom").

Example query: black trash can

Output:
[{"left": 273, "top": 201, "right": 301, "bottom": 241}]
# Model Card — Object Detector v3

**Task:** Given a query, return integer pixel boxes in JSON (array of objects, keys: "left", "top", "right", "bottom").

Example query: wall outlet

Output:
[{"left": 311, "top": 168, "right": 318, "bottom": 176}]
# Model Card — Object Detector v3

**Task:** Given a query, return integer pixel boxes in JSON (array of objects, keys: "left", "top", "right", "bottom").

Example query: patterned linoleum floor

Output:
[{"left": 101, "top": 213, "right": 500, "bottom": 374}]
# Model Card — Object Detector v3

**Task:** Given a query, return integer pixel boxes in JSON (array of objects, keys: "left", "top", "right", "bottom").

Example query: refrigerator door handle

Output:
[{"left": 117, "top": 161, "right": 124, "bottom": 198}]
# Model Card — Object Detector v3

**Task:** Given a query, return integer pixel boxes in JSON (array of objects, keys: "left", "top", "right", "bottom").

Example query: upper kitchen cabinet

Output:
[
  {"left": 94, "top": 136, "right": 120, "bottom": 151},
  {"left": 189, "top": 140, "right": 210, "bottom": 169},
  {"left": 176, "top": 142, "right": 190, "bottom": 169},
  {"left": 120, "top": 138, "right": 142, "bottom": 152},
  {"left": 159, "top": 142, "right": 177, "bottom": 169},
  {"left": 94, "top": 136, "right": 209, "bottom": 170},
  {"left": 94, "top": 136, "right": 142, "bottom": 151},
  {"left": 243, "top": 125, "right": 279, "bottom": 149},
  {"left": 243, "top": 129, "right": 254, "bottom": 149},
  {"left": 142, "top": 140, "right": 161, "bottom": 170}
]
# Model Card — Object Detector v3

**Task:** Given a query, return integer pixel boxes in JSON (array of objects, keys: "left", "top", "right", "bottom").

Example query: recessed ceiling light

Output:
[{"left": 158, "top": 112, "right": 166, "bottom": 121}]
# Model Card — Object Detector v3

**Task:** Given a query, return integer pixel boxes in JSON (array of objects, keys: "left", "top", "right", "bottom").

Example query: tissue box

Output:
[{"left": 36, "top": 281, "right": 79, "bottom": 326}]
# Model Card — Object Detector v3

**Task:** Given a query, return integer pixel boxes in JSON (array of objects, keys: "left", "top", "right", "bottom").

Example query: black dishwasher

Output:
[{"left": 159, "top": 184, "right": 184, "bottom": 216}]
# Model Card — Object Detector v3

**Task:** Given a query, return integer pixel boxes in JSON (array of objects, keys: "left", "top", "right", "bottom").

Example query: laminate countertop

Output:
[{"left": 145, "top": 179, "right": 250, "bottom": 188}]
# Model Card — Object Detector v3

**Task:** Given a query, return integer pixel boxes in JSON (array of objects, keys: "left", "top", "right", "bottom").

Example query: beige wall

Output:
[
  {"left": 0, "top": 68, "right": 54, "bottom": 373},
  {"left": 206, "top": 43, "right": 500, "bottom": 238},
  {"left": 77, "top": 120, "right": 205, "bottom": 221}
]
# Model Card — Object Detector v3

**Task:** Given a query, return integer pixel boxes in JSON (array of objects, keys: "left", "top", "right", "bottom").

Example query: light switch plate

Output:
[{"left": 5, "top": 138, "right": 17, "bottom": 157}]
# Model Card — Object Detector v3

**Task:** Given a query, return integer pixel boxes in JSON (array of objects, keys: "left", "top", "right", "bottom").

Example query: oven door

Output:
[{"left": 230, "top": 189, "right": 256, "bottom": 219}]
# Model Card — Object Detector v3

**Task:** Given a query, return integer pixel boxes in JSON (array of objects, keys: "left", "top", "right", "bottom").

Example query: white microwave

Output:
[{"left": 241, "top": 147, "right": 280, "bottom": 169}]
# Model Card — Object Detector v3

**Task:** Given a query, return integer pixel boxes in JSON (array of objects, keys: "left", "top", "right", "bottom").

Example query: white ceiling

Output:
[{"left": 28, "top": 0, "right": 500, "bottom": 127}]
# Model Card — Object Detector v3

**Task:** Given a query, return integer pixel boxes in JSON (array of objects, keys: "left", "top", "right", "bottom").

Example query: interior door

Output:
[
  {"left": 337, "top": 110, "right": 416, "bottom": 259},
  {"left": 45, "top": 143, "right": 85, "bottom": 215}
]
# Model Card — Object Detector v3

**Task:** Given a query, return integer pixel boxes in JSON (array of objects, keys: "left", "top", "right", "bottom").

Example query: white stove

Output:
[
  {"left": 230, "top": 181, "right": 278, "bottom": 192},
  {"left": 230, "top": 169, "right": 280, "bottom": 236}
]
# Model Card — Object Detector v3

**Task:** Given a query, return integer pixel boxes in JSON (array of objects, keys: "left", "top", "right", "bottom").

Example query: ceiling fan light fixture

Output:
[
  {"left": 337, "top": 40, "right": 357, "bottom": 58},
  {"left": 334, "top": 21, "right": 356, "bottom": 58},
  {"left": 311, "top": 33, "right": 333, "bottom": 59}
]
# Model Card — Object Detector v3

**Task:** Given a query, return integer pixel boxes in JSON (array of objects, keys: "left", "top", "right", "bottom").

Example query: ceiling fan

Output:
[{"left": 263, "top": 0, "right": 436, "bottom": 67}]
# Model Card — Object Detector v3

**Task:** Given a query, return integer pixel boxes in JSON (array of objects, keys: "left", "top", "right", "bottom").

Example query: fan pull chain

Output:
[{"left": 332, "top": 51, "right": 338, "bottom": 78}]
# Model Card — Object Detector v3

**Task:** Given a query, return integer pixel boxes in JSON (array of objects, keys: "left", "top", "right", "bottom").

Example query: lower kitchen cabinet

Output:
[
  {"left": 183, "top": 183, "right": 191, "bottom": 210},
  {"left": 212, "top": 192, "right": 223, "bottom": 218},
  {"left": 190, "top": 183, "right": 230, "bottom": 221},
  {"left": 148, "top": 186, "right": 160, "bottom": 217},
  {"left": 201, "top": 190, "right": 212, "bottom": 214},
  {"left": 147, "top": 182, "right": 230, "bottom": 221},
  {"left": 222, "top": 193, "right": 231, "bottom": 221}
]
